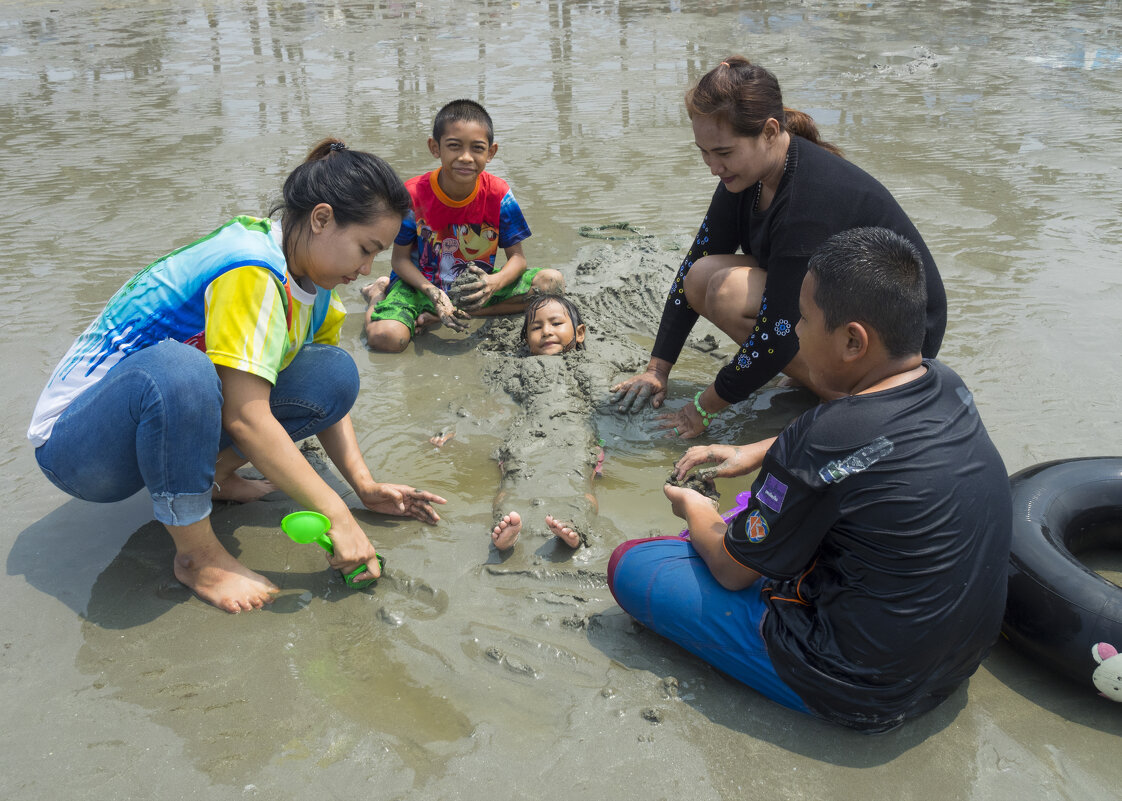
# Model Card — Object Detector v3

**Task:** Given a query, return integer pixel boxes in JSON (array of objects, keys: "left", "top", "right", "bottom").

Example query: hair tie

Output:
[
  {"left": 329, "top": 142, "right": 347, "bottom": 152},
  {"left": 720, "top": 61, "right": 731, "bottom": 67}
]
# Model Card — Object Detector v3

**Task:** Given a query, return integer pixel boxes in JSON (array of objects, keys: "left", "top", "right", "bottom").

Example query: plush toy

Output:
[{"left": 1091, "top": 642, "right": 1122, "bottom": 701}]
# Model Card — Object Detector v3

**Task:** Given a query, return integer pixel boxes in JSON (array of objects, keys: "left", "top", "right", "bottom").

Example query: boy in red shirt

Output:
[{"left": 363, "top": 99, "right": 563, "bottom": 351}]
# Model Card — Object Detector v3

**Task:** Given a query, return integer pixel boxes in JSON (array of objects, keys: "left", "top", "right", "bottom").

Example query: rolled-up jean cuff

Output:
[
  {"left": 152, "top": 490, "right": 213, "bottom": 527},
  {"left": 220, "top": 440, "right": 246, "bottom": 460}
]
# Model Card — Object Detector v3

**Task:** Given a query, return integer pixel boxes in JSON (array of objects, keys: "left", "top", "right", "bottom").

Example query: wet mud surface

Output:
[{"left": 5, "top": 2, "right": 1122, "bottom": 800}]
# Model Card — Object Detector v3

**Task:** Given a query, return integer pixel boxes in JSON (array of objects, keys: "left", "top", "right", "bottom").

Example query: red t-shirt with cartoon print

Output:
[{"left": 392, "top": 169, "right": 531, "bottom": 291}]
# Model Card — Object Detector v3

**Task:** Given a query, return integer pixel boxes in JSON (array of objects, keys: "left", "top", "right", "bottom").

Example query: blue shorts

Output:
[
  {"left": 35, "top": 342, "right": 358, "bottom": 528},
  {"left": 608, "top": 536, "right": 811, "bottom": 714}
]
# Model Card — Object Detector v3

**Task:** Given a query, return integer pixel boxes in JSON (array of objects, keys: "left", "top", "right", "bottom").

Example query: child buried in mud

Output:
[{"left": 487, "top": 293, "right": 603, "bottom": 552}]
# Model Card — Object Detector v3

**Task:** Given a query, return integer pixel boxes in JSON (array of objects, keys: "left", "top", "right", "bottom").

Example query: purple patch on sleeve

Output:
[{"left": 758, "top": 473, "right": 789, "bottom": 513}]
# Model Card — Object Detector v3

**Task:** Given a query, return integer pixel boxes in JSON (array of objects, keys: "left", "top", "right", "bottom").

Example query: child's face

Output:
[
  {"left": 428, "top": 120, "right": 497, "bottom": 198},
  {"left": 525, "top": 299, "right": 586, "bottom": 355},
  {"left": 295, "top": 204, "right": 401, "bottom": 290}
]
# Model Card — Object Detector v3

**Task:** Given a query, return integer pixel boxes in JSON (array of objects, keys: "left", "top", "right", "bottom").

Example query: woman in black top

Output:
[{"left": 610, "top": 57, "right": 946, "bottom": 438}]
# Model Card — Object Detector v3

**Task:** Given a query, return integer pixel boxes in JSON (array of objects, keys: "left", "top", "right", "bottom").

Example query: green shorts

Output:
[{"left": 368, "top": 267, "right": 542, "bottom": 335}]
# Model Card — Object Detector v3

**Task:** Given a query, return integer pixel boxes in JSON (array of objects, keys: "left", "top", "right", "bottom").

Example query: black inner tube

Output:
[
  {"left": 1065, "top": 513, "right": 1122, "bottom": 557},
  {"left": 1004, "top": 458, "right": 1122, "bottom": 686}
]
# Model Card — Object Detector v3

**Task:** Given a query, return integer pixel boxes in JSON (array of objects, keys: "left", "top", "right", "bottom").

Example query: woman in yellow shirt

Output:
[{"left": 30, "top": 139, "right": 446, "bottom": 613}]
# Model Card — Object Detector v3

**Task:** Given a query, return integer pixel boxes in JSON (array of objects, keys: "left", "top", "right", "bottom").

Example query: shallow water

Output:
[{"left": 3, "top": 1, "right": 1122, "bottom": 799}]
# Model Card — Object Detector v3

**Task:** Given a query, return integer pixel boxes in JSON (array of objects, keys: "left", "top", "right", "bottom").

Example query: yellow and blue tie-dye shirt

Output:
[
  {"left": 28, "top": 216, "right": 346, "bottom": 446},
  {"left": 202, "top": 262, "right": 344, "bottom": 383}
]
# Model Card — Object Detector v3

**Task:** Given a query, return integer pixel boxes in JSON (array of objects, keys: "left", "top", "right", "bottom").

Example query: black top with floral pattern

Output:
[{"left": 651, "top": 136, "right": 946, "bottom": 403}]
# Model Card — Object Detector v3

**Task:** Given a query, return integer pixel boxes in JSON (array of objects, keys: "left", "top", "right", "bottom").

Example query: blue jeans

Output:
[
  {"left": 608, "top": 536, "right": 811, "bottom": 714},
  {"left": 35, "top": 340, "right": 359, "bottom": 527}
]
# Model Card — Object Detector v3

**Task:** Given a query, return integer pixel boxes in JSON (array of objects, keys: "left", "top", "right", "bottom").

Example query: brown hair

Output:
[{"left": 685, "top": 57, "right": 842, "bottom": 157}]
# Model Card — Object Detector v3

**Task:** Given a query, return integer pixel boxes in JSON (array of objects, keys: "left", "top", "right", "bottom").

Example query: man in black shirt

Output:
[{"left": 608, "top": 227, "right": 1011, "bottom": 732}]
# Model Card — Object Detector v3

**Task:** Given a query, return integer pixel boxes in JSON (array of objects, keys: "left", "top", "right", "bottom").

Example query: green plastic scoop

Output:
[
  {"left": 281, "top": 511, "right": 384, "bottom": 589},
  {"left": 281, "top": 511, "right": 334, "bottom": 550}
]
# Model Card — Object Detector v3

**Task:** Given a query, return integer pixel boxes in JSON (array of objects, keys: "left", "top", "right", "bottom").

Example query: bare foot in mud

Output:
[
  {"left": 492, "top": 511, "right": 522, "bottom": 550},
  {"left": 213, "top": 473, "right": 276, "bottom": 503},
  {"left": 546, "top": 515, "right": 582, "bottom": 548},
  {"left": 415, "top": 311, "right": 441, "bottom": 335},
  {"left": 173, "top": 539, "right": 279, "bottom": 614},
  {"left": 360, "top": 275, "right": 390, "bottom": 305}
]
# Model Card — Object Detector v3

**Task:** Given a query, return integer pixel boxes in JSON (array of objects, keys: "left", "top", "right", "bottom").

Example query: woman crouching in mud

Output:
[
  {"left": 28, "top": 139, "right": 446, "bottom": 613},
  {"left": 488, "top": 294, "right": 603, "bottom": 553},
  {"left": 610, "top": 56, "right": 947, "bottom": 438}
]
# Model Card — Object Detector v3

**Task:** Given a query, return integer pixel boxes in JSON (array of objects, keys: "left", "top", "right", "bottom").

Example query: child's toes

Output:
[{"left": 491, "top": 511, "right": 522, "bottom": 550}]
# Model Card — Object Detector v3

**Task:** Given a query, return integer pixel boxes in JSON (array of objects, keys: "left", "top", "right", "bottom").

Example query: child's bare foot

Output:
[
  {"left": 546, "top": 515, "right": 582, "bottom": 548},
  {"left": 360, "top": 275, "right": 390, "bottom": 305},
  {"left": 492, "top": 511, "right": 522, "bottom": 550},
  {"left": 415, "top": 311, "right": 441, "bottom": 335},
  {"left": 173, "top": 539, "right": 279, "bottom": 614},
  {"left": 212, "top": 473, "right": 276, "bottom": 503}
]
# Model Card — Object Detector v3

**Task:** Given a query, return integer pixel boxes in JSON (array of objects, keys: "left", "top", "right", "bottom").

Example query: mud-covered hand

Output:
[
  {"left": 358, "top": 482, "right": 447, "bottom": 524},
  {"left": 663, "top": 482, "right": 720, "bottom": 521},
  {"left": 657, "top": 403, "right": 706, "bottom": 440},
  {"left": 674, "top": 440, "right": 771, "bottom": 481},
  {"left": 610, "top": 363, "right": 669, "bottom": 413},
  {"left": 453, "top": 263, "right": 497, "bottom": 312},
  {"left": 422, "top": 285, "right": 470, "bottom": 332}
]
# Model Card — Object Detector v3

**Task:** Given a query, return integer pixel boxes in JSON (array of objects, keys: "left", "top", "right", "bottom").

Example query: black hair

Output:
[
  {"left": 520, "top": 293, "right": 586, "bottom": 352},
  {"left": 432, "top": 99, "right": 495, "bottom": 144},
  {"left": 806, "top": 227, "right": 927, "bottom": 357},
  {"left": 270, "top": 137, "right": 410, "bottom": 260}
]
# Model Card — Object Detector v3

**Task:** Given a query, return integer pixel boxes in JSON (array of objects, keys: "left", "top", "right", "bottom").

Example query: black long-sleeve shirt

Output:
[{"left": 652, "top": 136, "right": 947, "bottom": 404}]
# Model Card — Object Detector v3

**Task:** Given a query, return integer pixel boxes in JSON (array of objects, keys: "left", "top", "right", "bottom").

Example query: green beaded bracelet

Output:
[{"left": 693, "top": 390, "right": 717, "bottom": 427}]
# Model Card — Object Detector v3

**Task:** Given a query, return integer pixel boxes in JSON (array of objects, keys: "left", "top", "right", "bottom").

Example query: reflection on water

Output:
[{"left": 4, "top": 0, "right": 1122, "bottom": 796}]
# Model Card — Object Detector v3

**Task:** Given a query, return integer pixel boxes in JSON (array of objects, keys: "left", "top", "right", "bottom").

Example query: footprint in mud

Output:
[
  {"left": 483, "top": 564, "right": 607, "bottom": 589},
  {"left": 466, "top": 621, "right": 594, "bottom": 682},
  {"left": 661, "top": 676, "right": 680, "bottom": 699},
  {"left": 377, "top": 607, "right": 405, "bottom": 627},
  {"left": 485, "top": 646, "right": 539, "bottom": 678},
  {"left": 527, "top": 589, "right": 596, "bottom": 607},
  {"left": 379, "top": 572, "right": 450, "bottom": 620},
  {"left": 561, "top": 613, "right": 601, "bottom": 631}
]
